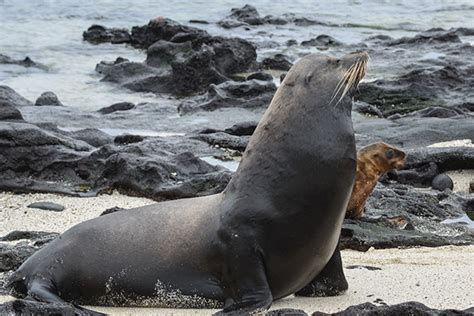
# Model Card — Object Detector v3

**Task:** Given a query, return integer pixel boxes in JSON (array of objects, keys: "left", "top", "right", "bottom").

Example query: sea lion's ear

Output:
[
  {"left": 304, "top": 73, "right": 313, "bottom": 84},
  {"left": 385, "top": 149, "right": 394, "bottom": 159}
]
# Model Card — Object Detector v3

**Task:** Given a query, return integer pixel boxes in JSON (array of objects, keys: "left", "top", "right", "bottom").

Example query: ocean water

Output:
[{"left": 1, "top": 0, "right": 473, "bottom": 113}]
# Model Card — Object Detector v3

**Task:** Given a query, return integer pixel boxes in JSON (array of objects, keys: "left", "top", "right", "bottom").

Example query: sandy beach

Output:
[{"left": 1, "top": 191, "right": 473, "bottom": 314}]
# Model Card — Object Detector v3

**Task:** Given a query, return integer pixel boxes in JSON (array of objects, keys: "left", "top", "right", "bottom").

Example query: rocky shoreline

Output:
[{"left": 1, "top": 3, "right": 473, "bottom": 315}]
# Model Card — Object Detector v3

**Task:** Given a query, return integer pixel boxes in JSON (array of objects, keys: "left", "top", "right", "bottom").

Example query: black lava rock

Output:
[
  {"left": 83, "top": 24, "right": 131, "bottom": 44},
  {"left": 98, "top": 102, "right": 135, "bottom": 114},
  {"left": 27, "top": 202, "right": 65, "bottom": 212},
  {"left": 431, "top": 174, "right": 454, "bottom": 191},
  {"left": 35, "top": 91, "right": 63, "bottom": 106}
]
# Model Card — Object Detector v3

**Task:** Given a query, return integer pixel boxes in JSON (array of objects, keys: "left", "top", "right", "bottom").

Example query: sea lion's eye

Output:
[{"left": 385, "top": 149, "right": 394, "bottom": 159}]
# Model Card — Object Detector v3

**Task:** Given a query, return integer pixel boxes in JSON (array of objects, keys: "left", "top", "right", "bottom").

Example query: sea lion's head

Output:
[
  {"left": 359, "top": 142, "right": 406, "bottom": 173},
  {"left": 281, "top": 51, "right": 369, "bottom": 110}
]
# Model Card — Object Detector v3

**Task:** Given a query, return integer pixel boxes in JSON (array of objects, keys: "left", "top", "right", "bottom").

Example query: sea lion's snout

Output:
[{"left": 331, "top": 51, "right": 369, "bottom": 105}]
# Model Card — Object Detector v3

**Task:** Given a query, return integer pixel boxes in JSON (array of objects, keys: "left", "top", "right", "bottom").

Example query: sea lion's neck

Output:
[{"left": 223, "top": 89, "right": 356, "bottom": 215}]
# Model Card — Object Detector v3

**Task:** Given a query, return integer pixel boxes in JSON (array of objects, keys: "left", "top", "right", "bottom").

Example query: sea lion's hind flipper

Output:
[
  {"left": 26, "top": 279, "right": 106, "bottom": 316},
  {"left": 295, "top": 239, "right": 348, "bottom": 297}
]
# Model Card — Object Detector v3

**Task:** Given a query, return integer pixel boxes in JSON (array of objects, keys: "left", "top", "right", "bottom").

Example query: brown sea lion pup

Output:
[{"left": 346, "top": 142, "right": 406, "bottom": 219}]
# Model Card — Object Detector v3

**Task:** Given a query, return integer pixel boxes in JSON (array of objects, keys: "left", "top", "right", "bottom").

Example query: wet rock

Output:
[
  {"left": 178, "top": 80, "right": 276, "bottom": 114},
  {"left": 0, "top": 233, "right": 57, "bottom": 272},
  {"left": 470, "top": 181, "right": 474, "bottom": 193},
  {"left": 0, "top": 231, "right": 57, "bottom": 242},
  {"left": 416, "top": 106, "right": 462, "bottom": 118},
  {"left": 69, "top": 128, "right": 113, "bottom": 147},
  {"left": 130, "top": 18, "right": 208, "bottom": 49},
  {"left": 396, "top": 162, "right": 439, "bottom": 187},
  {"left": 388, "top": 30, "right": 461, "bottom": 46},
  {"left": 340, "top": 183, "right": 474, "bottom": 251},
  {"left": 0, "top": 118, "right": 231, "bottom": 200},
  {"left": 247, "top": 72, "right": 273, "bottom": 81},
  {"left": 357, "top": 65, "right": 470, "bottom": 116},
  {"left": 35, "top": 91, "right": 63, "bottom": 106},
  {"left": 0, "top": 54, "right": 47, "bottom": 70},
  {"left": 218, "top": 4, "right": 265, "bottom": 28},
  {"left": 114, "top": 134, "right": 145, "bottom": 144},
  {"left": 431, "top": 174, "right": 454, "bottom": 191},
  {"left": 0, "top": 85, "right": 33, "bottom": 107},
  {"left": 292, "top": 17, "right": 326, "bottom": 26},
  {"left": 0, "top": 100, "right": 24, "bottom": 121},
  {"left": 145, "top": 40, "right": 193, "bottom": 68},
  {"left": 83, "top": 24, "right": 131, "bottom": 44},
  {"left": 224, "top": 121, "right": 258, "bottom": 136},
  {"left": 268, "top": 309, "right": 307, "bottom": 316},
  {"left": 27, "top": 202, "right": 65, "bottom": 212},
  {"left": 195, "top": 132, "right": 250, "bottom": 151},
  {"left": 0, "top": 299, "right": 76, "bottom": 316},
  {"left": 100, "top": 206, "right": 126, "bottom": 216},
  {"left": 301, "top": 35, "right": 343, "bottom": 47},
  {"left": 98, "top": 101, "right": 135, "bottom": 114},
  {"left": 317, "top": 301, "right": 474, "bottom": 315},
  {"left": 261, "top": 54, "right": 292, "bottom": 71},
  {"left": 453, "top": 27, "right": 474, "bottom": 36},
  {"left": 97, "top": 19, "right": 257, "bottom": 96},
  {"left": 353, "top": 102, "right": 384, "bottom": 117},
  {"left": 405, "top": 146, "right": 474, "bottom": 172}
]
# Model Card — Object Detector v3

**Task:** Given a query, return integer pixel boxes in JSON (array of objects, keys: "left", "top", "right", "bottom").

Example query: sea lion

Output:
[
  {"left": 7, "top": 51, "right": 369, "bottom": 315},
  {"left": 346, "top": 142, "right": 406, "bottom": 219}
]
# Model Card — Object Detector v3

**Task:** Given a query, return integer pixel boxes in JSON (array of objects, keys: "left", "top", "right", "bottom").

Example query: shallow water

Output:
[{"left": 1, "top": 0, "right": 473, "bottom": 128}]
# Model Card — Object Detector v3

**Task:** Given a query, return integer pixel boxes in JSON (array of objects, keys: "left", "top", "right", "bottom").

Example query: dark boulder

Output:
[
  {"left": 83, "top": 24, "right": 131, "bottom": 44},
  {"left": 0, "top": 100, "right": 24, "bottom": 121},
  {"left": 35, "top": 91, "right": 63, "bottom": 106},
  {"left": 0, "top": 300, "right": 77, "bottom": 316},
  {"left": 0, "top": 234, "right": 57, "bottom": 272},
  {"left": 69, "top": 128, "right": 114, "bottom": 147},
  {"left": 178, "top": 79, "right": 276, "bottom": 114},
  {"left": 96, "top": 19, "right": 258, "bottom": 96},
  {"left": 261, "top": 54, "right": 292, "bottom": 71},
  {"left": 357, "top": 65, "right": 469, "bottom": 116},
  {"left": 218, "top": 4, "right": 265, "bottom": 28},
  {"left": 130, "top": 18, "right": 208, "bottom": 49},
  {"left": 388, "top": 30, "right": 461, "bottom": 46},
  {"left": 98, "top": 101, "right": 135, "bottom": 114},
  {"left": 247, "top": 72, "right": 273, "bottom": 81},
  {"left": 0, "top": 85, "right": 33, "bottom": 107},
  {"left": 194, "top": 132, "right": 250, "bottom": 151},
  {"left": 0, "top": 231, "right": 57, "bottom": 242},
  {"left": 0, "top": 120, "right": 231, "bottom": 200},
  {"left": 318, "top": 301, "right": 474, "bottom": 315},
  {"left": 340, "top": 183, "right": 474, "bottom": 251},
  {"left": 0, "top": 54, "right": 47, "bottom": 70},
  {"left": 301, "top": 35, "right": 343, "bottom": 47},
  {"left": 431, "top": 174, "right": 454, "bottom": 191},
  {"left": 114, "top": 134, "right": 145, "bottom": 144},
  {"left": 224, "top": 121, "right": 258, "bottom": 136}
]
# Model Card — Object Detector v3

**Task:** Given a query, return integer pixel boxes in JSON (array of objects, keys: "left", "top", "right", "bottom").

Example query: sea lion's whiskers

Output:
[
  {"left": 330, "top": 64, "right": 356, "bottom": 105},
  {"left": 331, "top": 57, "right": 368, "bottom": 106}
]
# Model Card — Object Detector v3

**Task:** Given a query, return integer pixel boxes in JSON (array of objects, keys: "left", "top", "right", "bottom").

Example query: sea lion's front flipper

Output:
[
  {"left": 294, "top": 240, "right": 348, "bottom": 297},
  {"left": 215, "top": 251, "right": 272, "bottom": 315}
]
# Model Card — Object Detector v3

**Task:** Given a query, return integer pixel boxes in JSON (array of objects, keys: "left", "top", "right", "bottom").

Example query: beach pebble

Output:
[
  {"left": 431, "top": 174, "right": 454, "bottom": 191},
  {"left": 27, "top": 202, "right": 65, "bottom": 212}
]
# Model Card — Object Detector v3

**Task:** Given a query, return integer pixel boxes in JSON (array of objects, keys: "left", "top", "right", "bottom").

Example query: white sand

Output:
[{"left": 1, "top": 191, "right": 473, "bottom": 314}]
